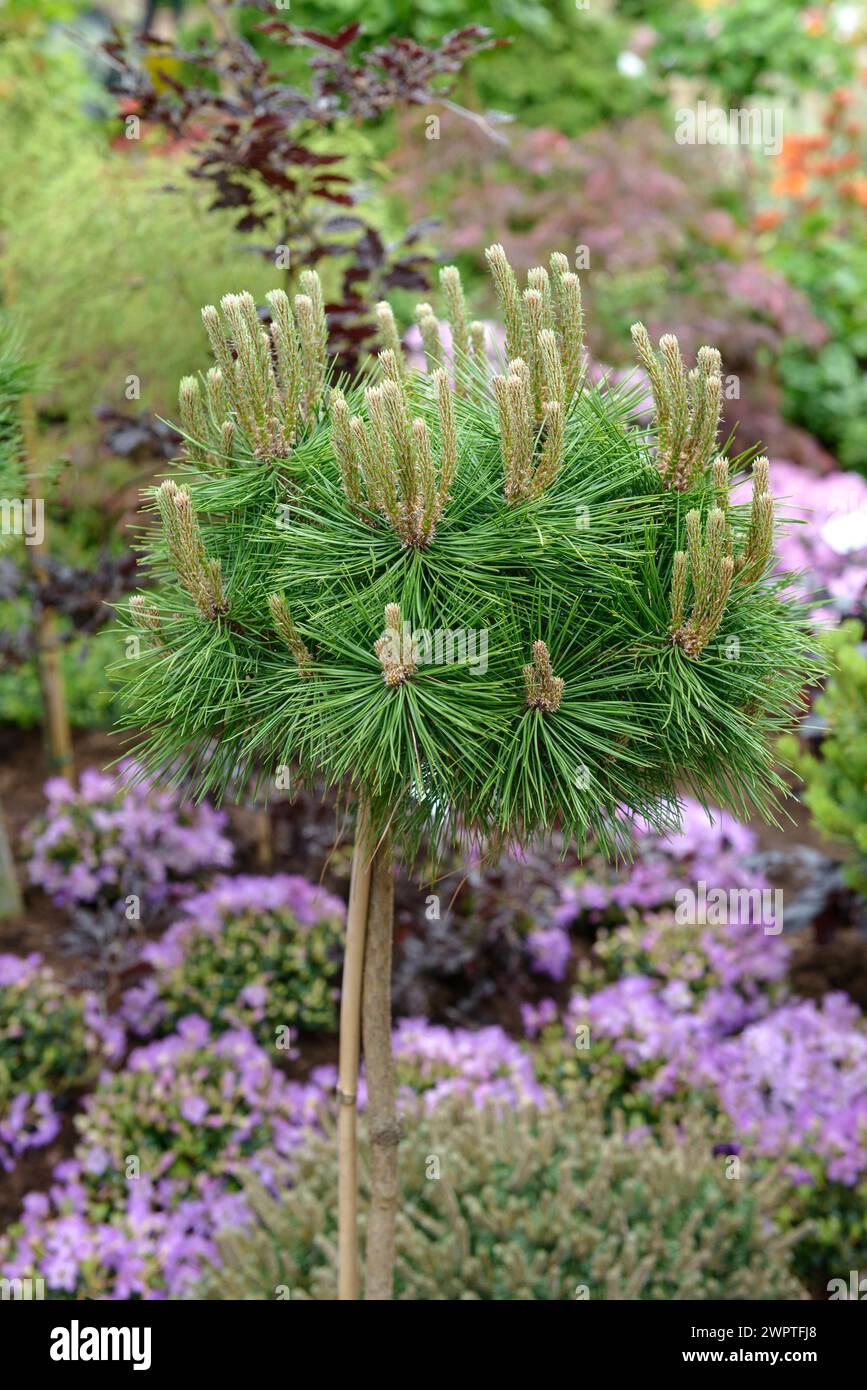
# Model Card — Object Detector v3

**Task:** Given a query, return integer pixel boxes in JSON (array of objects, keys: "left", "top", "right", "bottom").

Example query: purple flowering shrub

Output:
[
  {"left": 119, "top": 875, "right": 345, "bottom": 1048},
  {"left": 0, "top": 1012, "right": 549, "bottom": 1298},
  {"left": 23, "top": 764, "right": 233, "bottom": 916},
  {"left": 0, "top": 953, "right": 123, "bottom": 1174},
  {"left": 734, "top": 461, "right": 867, "bottom": 626},
  {"left": 553, "top": 797, "right": 765, "bottom": 933},
  {"left": 529, "top": 916, "right": 867, "bottom": 1284},
  {"left": 0, "top": 1019, "right": 329, "bottom": 1298},
  {"left": 390, "top": 1018, "right": 550, "bottom": 1112}
]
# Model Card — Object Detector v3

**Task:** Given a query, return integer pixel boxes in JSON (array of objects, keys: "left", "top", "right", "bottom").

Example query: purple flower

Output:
[
  {"left": 526, "top": 925, "right": 572, "bottom": 981},
  {"left": 23, "top": 761, "right": 234, "bottom": 915},
  {"left": 179, "top": 1095, "right": 208, "bottom": 1125}
]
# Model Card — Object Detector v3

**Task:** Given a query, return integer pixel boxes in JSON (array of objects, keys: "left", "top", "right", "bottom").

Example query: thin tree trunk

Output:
[
  {"left": 21, "top": 395, "right": 72, "bottom": 775},
  {"left": 2, "top": 261, "right": 73, "bottom": 776},
  {"left": 361, "top": 826, "right": 399, "bottom": 1300},
  {"left": 0, "top": 797, "right": 21, "bottom": 919},
  {"left": 337, "top": 796, "right": 373, "bottom": 1300}
]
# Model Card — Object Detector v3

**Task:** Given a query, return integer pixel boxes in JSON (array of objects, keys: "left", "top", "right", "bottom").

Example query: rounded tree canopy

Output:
[{"left": 117, "top": 248, "right": 816, "bottom": 857}]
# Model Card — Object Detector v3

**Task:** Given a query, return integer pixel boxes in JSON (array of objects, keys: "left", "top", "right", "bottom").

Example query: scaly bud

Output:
[
  {"left": 523, "top": 639, "right": 564, "bottom": 713},
  {"left": 179, "top": 376, "right": 208, "bottom": 462},
  {"left": 129, "top": 595, "right": 163, "bottom": 641},
  {"left": 485, "top": 243, "right": 525, "bottom": 362},
  {"left": 375, "top": 602, "right": 417, "bottom": 687},
  {"left": 156, "top": 479, "right": 227, "bottom": 620},
  {"left": 265, "top": 289, "right": 302, "bottom": 440},
  {"left": 434, "top": 369, "right": 457, "bottom": 508},
  {"left": 268, "top": 594, "right": 313, "bottom": 674},
  {"left": 530, "top": 400, "right": 564, "bottom": 498},
  {"left": 440, "top": 266, "right": 470, "bottom": 366},
  {"left": 330, "top": 389, "right": 364, "bottom": 511},
  {"left": 634, "top": 326, "right": 723, "bottom": 490},
  {"left": 376, "top": 302, "right": 406, "bottom": 374}
]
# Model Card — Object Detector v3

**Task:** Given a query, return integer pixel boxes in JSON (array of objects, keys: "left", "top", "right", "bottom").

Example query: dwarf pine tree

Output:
[{"left": 116, "top": 249, "right": 816, "bottom": 1299}]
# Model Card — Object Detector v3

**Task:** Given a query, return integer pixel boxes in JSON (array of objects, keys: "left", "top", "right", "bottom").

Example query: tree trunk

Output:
[
  {"left": 21, "top": 394, "right": 72, "bottom": 775},
  {"left": 361, "top": 827, "right": 399, "bottom": 1300},
  {"left": 336, "top": 797, "right": 373, "bottom": 1300},
  {"left": 0, "top": 797, "right": 21, "bottom": 919}
]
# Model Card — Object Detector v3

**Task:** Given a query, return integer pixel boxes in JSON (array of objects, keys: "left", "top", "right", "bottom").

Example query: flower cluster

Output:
[
  {"left": 553, "top": 796, "right": 764, "bottom": 928},
  {"left": 700, "top": 993, "right": 867, "bottom": 1186},
  {"left": 24, "top": 763, "right": 233, "bottom": 915},
  {"left": 391, "top": 1017, "right": 550, "bottom": 1112},
  {"left": 735, "top": 460, "right": 867, "bottom": 624},
  {"left": 0, "top": 1020, "right": 329, "bottom": 1298},
  {"left": 0, "top": 953, "right": 122, "bottom": 1172},
  {"left": 529, "top": 910, "right": 867, "bottom": 1283},
  {"left": 119, "top": 874, "right": 345, "bottom": 1047}
]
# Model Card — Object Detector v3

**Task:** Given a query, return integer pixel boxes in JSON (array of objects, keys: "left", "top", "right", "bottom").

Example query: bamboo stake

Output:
[
  {"left": 337, "top": 796, "right": 373, "bottom": 1300},
  {"left": 2, "top": 260, "right": 73, "bottom": 775},
  {"left": 361, "top": 825, "right": 399, "bottom": 1300}
]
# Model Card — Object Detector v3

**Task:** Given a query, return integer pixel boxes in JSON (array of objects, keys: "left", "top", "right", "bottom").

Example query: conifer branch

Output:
[
  {"left": 631, "top": 324, "right": 722, "bottom": 490},
  {"left": 156, "top": 479, "right": 228, "bottom": 620},
  {"left": 671, "top": 506, "right": 734, "bottom": 657}
]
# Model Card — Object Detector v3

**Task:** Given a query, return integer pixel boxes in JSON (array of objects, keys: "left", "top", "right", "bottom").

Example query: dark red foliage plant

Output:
[{"left": 103, "top": 19, "right": 507, "bottom": 374}]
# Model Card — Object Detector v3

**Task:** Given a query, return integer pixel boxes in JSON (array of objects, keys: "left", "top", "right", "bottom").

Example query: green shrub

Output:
[
  {"left": 0, "top": 40, "right": 274, "bottom": 427},
  {"left": 121, "top": 876, "right": 345, "bottom": 1046},
  {"left": 197, "top": 1098, "right": 808, "bottom": 1300},
  {"left": 0, "top": 623, "right": 121, "bottom": 730},
  {"left": 779, "top": 621, "right": 867, "bottom": 895},
  {"left": 245, "top": 0, "right": 657, "bottom": 136},
  {"left": 0, "top": 954, "right": 107, "bottom": 1106}
]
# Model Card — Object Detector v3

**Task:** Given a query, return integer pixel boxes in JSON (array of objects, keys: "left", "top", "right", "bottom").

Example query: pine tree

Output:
[{"left": 115, "top": 251, "right": 816, "bottom": 1299}]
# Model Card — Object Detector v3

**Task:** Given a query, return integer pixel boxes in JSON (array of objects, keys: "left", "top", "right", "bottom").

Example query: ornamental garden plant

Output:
[{"left": 112, "top": 240, "right": 816, "bottom": 1299}]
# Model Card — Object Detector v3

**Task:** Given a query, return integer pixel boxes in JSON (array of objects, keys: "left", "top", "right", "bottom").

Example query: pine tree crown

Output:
[{"left": 115, "top": 247, "right": 817, "bottom": 857}]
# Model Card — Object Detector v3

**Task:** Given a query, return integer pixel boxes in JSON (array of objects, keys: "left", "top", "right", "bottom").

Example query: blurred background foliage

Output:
[
  {"left": 2, "top": 0, "right": 867, "bottom": 1303},
  {"left": 0, "top": 0, "right": 864, "bottom": 727}
]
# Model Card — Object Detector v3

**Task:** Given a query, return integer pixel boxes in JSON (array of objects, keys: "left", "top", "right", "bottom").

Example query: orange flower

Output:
[
  {"left": 840, "top": 177, "right": 867, "bottom": 208},
  {"left": 753, "top": 208, "right": 784, "bottom": 232},
  {"left": 771, "top": 169, "right": 808, "bottom": 197}
]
